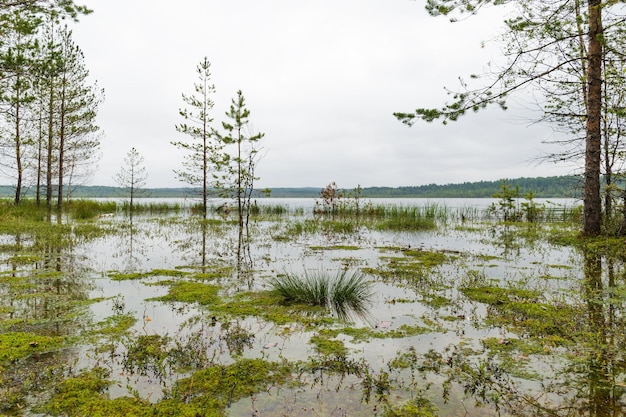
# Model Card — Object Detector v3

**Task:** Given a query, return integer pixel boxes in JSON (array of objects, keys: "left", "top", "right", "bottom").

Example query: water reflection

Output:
[
  {"left": 0, "top": 214, "right": 99, "bottom": 412},
  {"left": 236, "top": 222, "right": 255, "bottom": 290},
  {"left": 578, "top": 249, "right": 626, "bottom": 416},
  {"left": 8, "top": 199, "right": 626, "bottom": 416},
  {"left": 111, "top": 215, "right": 147, "bottom": 272}
]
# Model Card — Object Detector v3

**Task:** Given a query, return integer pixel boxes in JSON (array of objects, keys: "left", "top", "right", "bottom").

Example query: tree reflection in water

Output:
[
  {"left": 579, "top": 249, "right": 625, "bottom": 417},
  {"left": 0, "top": 213, "right": 100, "bottom": 412}
]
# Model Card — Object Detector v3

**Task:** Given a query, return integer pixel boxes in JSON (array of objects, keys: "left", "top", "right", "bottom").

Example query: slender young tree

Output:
[
  {"left": 0, "top": 10, "right": 39, "bottom": 204},
  {"left": 396, "top": 0, "right": 615, "bottom": 235},
  {"left": 114, "top": 147, "right": 147, "bottom": 212},
  {"left": 215, "top": 90, "right": 264, "bottom": 229},
  {"left": 53, "top": 25, "right": 102, "bottom": 209},
  {"left": 172, "top": 57, "right": 221, "bottom": 219}
]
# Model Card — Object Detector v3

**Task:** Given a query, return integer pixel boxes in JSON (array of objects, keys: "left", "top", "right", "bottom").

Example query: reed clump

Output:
[
  {"left": 373, "top": 204, "right": 444, "bottom": 231},
  {"left": 122, "top": 201, "right": 182, "bottom": 213}
]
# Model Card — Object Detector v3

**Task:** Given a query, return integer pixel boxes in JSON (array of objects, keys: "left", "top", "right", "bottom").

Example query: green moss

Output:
[
  {"left": 383, "top": 324, "right": 432, "bottom": 339},
  {"left": 310, "top": 333, "right": 349, "bottom": 356},
  {"left": 383, "top": 396, "right": 439, "bottom": 417},
  {"left": 461, "top": 285, "right": 539, "bottom": 305},
  {"left": 400, "top": 249, "right": 449, "bottom": 267},
  {"left": 150, "top": 281, "right": 221, "bottom": 305},
  {"left": 316, "top": 323, "right": 432, "bottom": 344},
  {"left": 89, "top": 313, "right": 137, "bottom": 338},
  {"left": 367, "top": 248, "right": 451, "bottom": 288},
  {"left": 123, "top": 334, "right": 170, "bottom": 378},
  {"left": 462, "top": 285, "right": 579, "bottom": 342},
  {"left": 309, "top": 245, "right": 361, "bottom": 251},
  {"left": 421, "top": 294, "right": 453, "bottom": 308},
  {"left": 108, "top": 268, "right": 189, "bottom": 281},
  {"left": 212, "top": 290, "right": 334, "bottom": 327},
  {"left": 40, "top": 367, "right": 160, "bottom": 417},
  {"left": 5, "top": 254, "right": 42, "bottom": 264},
  {"left": 192, "top": 266, "right": 233, "bottom": 280},
  {"left": 0, "top": 332, "right": 66, "bottom": 363},
  {"left": 169, "top": 358, "right": 295, "bottom": 411},
  {"left": 547, "top": 264, "right": 573, "bottom": 270}
]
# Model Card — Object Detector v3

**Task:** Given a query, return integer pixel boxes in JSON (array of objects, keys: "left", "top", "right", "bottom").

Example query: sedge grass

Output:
[{"left": 269, "top": 270, "right": 374, "bottom": 321}]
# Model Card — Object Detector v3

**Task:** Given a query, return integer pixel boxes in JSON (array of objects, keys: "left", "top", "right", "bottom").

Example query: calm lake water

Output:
[
  {"left": 101, "top": 196, "right": 579, "bottom": 208},
  {"left": 4, "top": 196, "right": 621, "bottom": 417}
]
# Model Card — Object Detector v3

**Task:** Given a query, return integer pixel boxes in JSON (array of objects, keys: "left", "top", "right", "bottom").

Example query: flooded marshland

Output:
[{"left": 1, "top": 197, "right": 624, "bottom": 416}]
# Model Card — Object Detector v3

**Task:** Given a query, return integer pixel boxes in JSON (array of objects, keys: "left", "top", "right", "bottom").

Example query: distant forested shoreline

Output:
[{"left": 0, "top": 176, "right": 583, "bottom": 199}]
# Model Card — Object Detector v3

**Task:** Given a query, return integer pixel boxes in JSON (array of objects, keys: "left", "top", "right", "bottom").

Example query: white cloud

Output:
[{"left": 67, "top": 0, "right": 574, "bottom": 189}]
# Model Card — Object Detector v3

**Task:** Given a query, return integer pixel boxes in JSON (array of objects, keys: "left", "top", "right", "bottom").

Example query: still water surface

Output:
[{"left": 3, "top": 197, "right": 621, "bottom": 416}]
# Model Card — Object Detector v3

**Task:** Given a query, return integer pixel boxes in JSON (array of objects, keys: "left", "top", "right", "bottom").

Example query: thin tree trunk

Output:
[
  {"left": 46, "top": 74, "right": 54, "bottom": 206},
  {"left": 57, "top": 77, "right": 66, "bottom": 210},
  {"left": 237, "top": 126, "right": 243, "bottom": 229},
  {"left": 14, "top": 87, "right": 22, "bottom": 205},
  {"left": 36, "top": 105, "right": 43, "bottom": 205}
]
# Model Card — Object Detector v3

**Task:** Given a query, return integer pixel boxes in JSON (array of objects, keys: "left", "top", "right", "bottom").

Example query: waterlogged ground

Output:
[{"left": 1, "top": 199, "right": 625, "bottom": 416}]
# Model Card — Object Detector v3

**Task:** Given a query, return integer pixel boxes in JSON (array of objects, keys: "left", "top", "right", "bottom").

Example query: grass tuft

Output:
[{"left": 269, "top": 269, "right": 374, "bottom": 321}]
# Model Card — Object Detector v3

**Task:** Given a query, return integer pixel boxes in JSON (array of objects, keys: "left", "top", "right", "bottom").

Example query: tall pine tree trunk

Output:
[{"left": 583, "top": 0, "right": 603, "bottom": 236}]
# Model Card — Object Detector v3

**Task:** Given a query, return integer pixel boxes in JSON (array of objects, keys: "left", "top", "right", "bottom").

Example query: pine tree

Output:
[
  {"left": 53, "top": 25, "right": 102, "bottom": 209},
  {"left": 172, "top": 57, "right": 221, "bottom": 218},
  {"left": 0, "top": 10, "right": 39, "bottom": 204},
  {"left": 396, "top": 0, "right": 615, "bottom": 235},
  {"left": 216, "top": 90, "right": 264, "bottom": 229},
  {"left": 115, "top": 147, "right": 148, "bottom": 212}
]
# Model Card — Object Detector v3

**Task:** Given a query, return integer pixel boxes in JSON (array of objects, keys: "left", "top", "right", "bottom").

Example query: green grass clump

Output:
[
  {"left": 121, "top": 200, "right": 182, "bottom": 213},
  {"left": 371, "top": 204, "right": 444, "bottom": 231},
  {"left": 269, "top": 270, "right": 374, "bottom": 321},
  {"left": 67, "top": 199, "right": 117, "bottom": 220}
]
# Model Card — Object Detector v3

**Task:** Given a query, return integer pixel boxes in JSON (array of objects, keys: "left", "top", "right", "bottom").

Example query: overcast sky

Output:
[{"left": 68, "top": 0, "right": 575, "bottom": 189}]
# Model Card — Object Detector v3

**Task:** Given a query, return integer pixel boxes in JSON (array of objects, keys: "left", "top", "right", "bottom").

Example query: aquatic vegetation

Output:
[
  {"left": 121, "top": 200, "right": 182, "bottom": 213},
  {"left": 89, "top": 313, "right": 136, "bottom": 338},
  {"left": 39, "top": 367, "right": 151, "bottom": 417},
  {"left": 268, "top": 269, "right": 374, "bottom": 321},
  {"left": 0, "top": 332, "right": 66, "bottom": 363},
  {"left": 3, "top": 197, "right": 623, "bottom": 415},
  {"left": 150, "top": 281, "right": 221, "bottom": 305},
  {"left": 310, "top": 333, "right": 349, "bottom": 356},
  {"left": 66, "top": 199, "right": 118, "bottom": 220},
  {"left": 123, "top": 334, "right": 170, "bottom": 379},
  {"left": 282, "top": 218, "right": 359, "bottom": 236},
  {"left": 461, "top": 284, "right": 581, "bottom": 342},
  {"left": 167, "top": 358, "right": 295, "bottom": 411},
  {"left": 211, "top": 289, "right": 333, "bottom": 327},
  {"left": 309, "top": 244, "right": 361, "bottom": 251},
  {"left": 221, "top": 320, "right": 255, "bottom": 357},
  {"left": 382, "top": 397, "right": 439, "bottom": 417},
  {"left": 364, "top": 247, "right": 451, "bottom": 289},
  {"left": 108, "top": 268, "right": 189, "bottom": 281}
]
